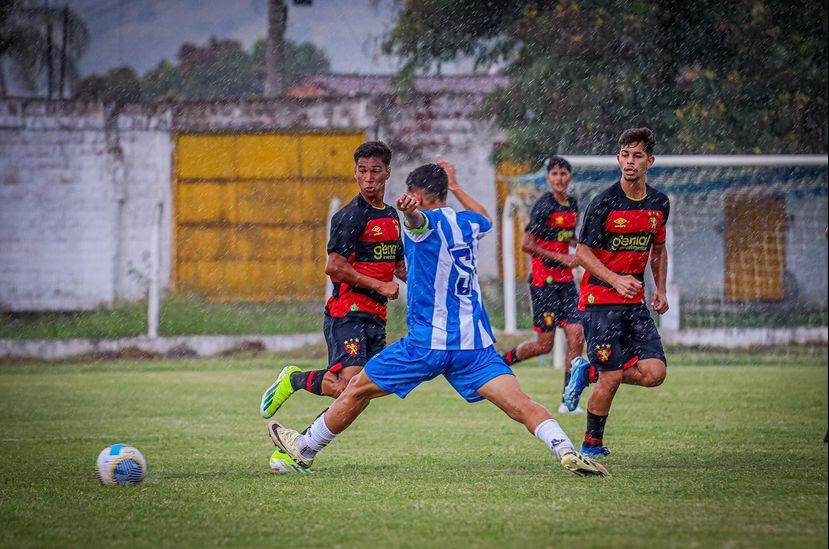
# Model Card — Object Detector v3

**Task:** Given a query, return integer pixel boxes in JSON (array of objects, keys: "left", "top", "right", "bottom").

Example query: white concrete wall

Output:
[
  {"left": 0, "top": 100, "right": 172, "bottom": 311},
  {"left": 0, "top": 94, "right": 502, "bottom": 311}
]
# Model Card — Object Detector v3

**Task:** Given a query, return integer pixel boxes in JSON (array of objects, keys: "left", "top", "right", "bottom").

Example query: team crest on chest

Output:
[
  {"left": 344, "top": 338, "right": 361, "bottom": 357},
  {"left": 648, "top": 211, "right": 659, "bottom": 231},
  {"left": 595, "top": 344, "right": 612, "bottom": 363}
]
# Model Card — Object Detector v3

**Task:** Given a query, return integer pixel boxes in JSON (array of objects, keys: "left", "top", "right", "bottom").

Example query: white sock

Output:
[
  {"left": 534, "top": 418, "right": 576, "bottom": 460},
  {"left": 298, "top": 414, "right": 337, "bottom": 461}
]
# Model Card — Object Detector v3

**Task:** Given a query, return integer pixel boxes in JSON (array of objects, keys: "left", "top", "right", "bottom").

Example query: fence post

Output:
[
  {"left": 502, "top": 195, "right": 519, "bottom": 334},
  {"left": 325, "top": 197, "right": 342, "bottom": 302},
  {"left": 147, "top": 202, "right": 163, "bottom": 339}
]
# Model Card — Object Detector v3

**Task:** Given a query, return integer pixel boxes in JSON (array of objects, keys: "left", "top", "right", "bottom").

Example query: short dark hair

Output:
[
  {"left": 546, "top": 155, "right": 572, "bottom": 173},
  {"left": 354, "top": 140, "right": 392, "bottom": 166},
  {"left": 405, "top": 163, "right": 448, "bottom": 201},
  {"left": 618, "top": 127, "right": 655, "bottom": 155}
]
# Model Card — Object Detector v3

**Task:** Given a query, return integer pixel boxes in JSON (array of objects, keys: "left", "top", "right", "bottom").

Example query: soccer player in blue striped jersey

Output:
[{"left": 267, "top": 157, "right": 608, "bottom": 477}]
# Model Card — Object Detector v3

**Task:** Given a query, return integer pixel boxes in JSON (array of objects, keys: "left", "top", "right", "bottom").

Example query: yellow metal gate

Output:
[
  {"left": 173, "top": 131, "right": 366, "bottom": 301},
  {"left": 724, "top": 190, "right": 786, "bottom": 301}
]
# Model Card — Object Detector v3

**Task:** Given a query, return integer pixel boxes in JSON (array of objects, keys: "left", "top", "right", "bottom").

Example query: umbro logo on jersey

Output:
[
  {"left": 371, "top": 225, "right": 383, "bottom": 236},
  {"left": 613, "top": 218, "right": 628, "bottom": 228}
]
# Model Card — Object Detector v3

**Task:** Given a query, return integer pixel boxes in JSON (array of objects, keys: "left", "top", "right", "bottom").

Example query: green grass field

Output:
[{"left": 1, "top": 348, "right": 827, "bottom": 548}]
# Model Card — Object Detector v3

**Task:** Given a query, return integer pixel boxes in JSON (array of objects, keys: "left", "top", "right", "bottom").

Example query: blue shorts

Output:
[
  {"left": 363, "top": 337, "right": 514, "bottom": 403},
  {"left": 583, "top": 304, "right": 666, "bottom": 372}
]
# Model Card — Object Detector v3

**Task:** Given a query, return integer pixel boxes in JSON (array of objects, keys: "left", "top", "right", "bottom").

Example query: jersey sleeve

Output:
[
  {"left": 654, "top": 196, "right": 670, "bottom": 245},
  {"left": 326, "top": 209, "right": 363, "bottom": 257},
  {"left": 395, "top": 218, "right": 405, "bottom": 261},
  {"left": 525, "top": 198, "right": 551, "bottom": 236},
  {"left": 402, "top": 209, "right": 436, "bottom": 243},
  {"left": 578, "top": 195, "right": 609, "bottom": 249},
  {"left": 469, "top": 211, "right": 493, "bottom": 238}
]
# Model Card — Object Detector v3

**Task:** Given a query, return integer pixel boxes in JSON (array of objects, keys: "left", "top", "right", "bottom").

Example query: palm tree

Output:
[{"left": 0, "top": 0, "right": 89, "bottom": 98}]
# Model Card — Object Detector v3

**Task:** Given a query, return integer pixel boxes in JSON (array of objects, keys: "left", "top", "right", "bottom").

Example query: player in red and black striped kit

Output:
[
  {"left": 501, "top": 156, "right": 586, "bottom": 414},
  {"left": 260, "top": 141, "right": 405, "bottom": 419},
  {"left": 563, "top": 127, "right": 670, "bottom": 457}
]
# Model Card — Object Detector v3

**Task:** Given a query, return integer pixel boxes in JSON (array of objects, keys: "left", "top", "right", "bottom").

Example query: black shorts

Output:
[
  {"left": 583, "top": 305, "right": 666, "bottom": 372},
  {"left": 323, "top": 313, "right": 387, "bottom": 371},
  {"left": 529, "top": 281, "right": 583, "bottom": 333}
]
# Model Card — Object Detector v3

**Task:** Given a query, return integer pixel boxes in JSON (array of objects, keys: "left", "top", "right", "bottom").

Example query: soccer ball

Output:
[
  {"left": 269, "top": 449, "right": 310, "bottom": 474},
  {"left": 96, "top": 444, "right": 146, "bottom": 486}
]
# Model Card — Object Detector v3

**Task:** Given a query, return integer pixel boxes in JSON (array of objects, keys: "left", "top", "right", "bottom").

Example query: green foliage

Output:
[
  {"left": 0, "top": 0, "right": 89, "bottom": 96},
  {"left": 74, "top": 65, "right": 142, "bottom": 104},
  {"left": 0, "top": 354, "right": 826, "bottom": 546},
  {"left": 385, "top": 0, "right": 828, "bottom": 158},
  {"left": 74, "top": 36, "right": 331, "bottom": 103}
]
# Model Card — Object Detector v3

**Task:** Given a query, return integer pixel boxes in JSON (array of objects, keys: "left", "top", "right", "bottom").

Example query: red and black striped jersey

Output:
[
  {"left": 525, "top": 193, "right": 578, "bottom": 286},
  {"left": 578, "top": 182, "right": 670, "bottom": 308},
  {"left": 326, "top": 194, "right": 404, "bottom": 321}
]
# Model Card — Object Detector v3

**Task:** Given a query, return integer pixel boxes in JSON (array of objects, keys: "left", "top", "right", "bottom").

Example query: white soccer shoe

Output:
[
  {"left": 558, "top": 402, "right": 584, "bottom": 414},
  {"left": 559, "top": 449, "right": 609, "bottom": 477},
  {"left": 267, "top": 420, "right": 313, "bottom": 469}
]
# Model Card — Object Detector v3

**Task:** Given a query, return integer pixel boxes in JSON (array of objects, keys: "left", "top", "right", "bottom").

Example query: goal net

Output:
[{"left": 501, "top": 155, "right": 828, "bottom": 349}]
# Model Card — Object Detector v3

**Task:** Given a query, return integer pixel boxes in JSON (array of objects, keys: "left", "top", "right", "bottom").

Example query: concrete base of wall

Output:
[
  {"left": 0, "top": 333, "right": 323, "bottom": 361},
  {"left": 1, "top": 327, "right": 825, "bottom": 361},
  {"left": 660, "top": 327, "right": 828, "bottom": 347}
]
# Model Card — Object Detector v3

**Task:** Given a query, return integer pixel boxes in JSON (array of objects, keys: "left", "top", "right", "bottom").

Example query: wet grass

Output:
[{"left": 0, "top": 350, "right": 826, "bottom": 548}]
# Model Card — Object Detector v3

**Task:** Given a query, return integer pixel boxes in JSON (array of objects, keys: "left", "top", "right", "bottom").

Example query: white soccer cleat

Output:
[
  {"left": 559, "top": 449, "right": 609, "bottom": 477},
  {"left": 267, "top": 420, "right": 313, "bottom": 469},
  {"left": 557, "top": 402, "right": 584, "bottom": 414}
]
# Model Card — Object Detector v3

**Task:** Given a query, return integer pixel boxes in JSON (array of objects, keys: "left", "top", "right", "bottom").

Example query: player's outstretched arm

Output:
[
  {"left": 436, "top": 155, "right": 491, "bottom": 221},
  {"left": 575, "top": 243, "right": 642, "bottom": 299},
  {"left": 325, "top": 252, "right": 399, "bottom": 300}
]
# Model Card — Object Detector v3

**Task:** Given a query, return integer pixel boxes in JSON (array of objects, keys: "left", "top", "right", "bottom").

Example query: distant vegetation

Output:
[
  {"left": 74, "top": 36, "right": 330, "bottom": 103},
  {"left": 385, "top": 0, "right": 828, "bottom": 157}
]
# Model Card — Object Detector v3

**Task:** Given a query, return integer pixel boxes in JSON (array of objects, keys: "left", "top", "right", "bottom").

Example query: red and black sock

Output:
[
  {"left": 290, "top": 370, "right": 326, "bottom": 395},
  {"left": 502, "top": 347, "right": 521, "bottom": 366},
  {"left": 584, "top": 411, "right": 608, "bottom": 448},
  {"left": 587, "top": 364, "right": 599, "bottom": 383}
]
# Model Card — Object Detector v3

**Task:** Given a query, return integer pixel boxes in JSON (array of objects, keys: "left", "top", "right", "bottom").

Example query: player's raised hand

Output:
[
  {"left": 396, "top": 192, "right": 419, "bottom": 214},
  {"left": 436, "top": 155, "right": 460, "bottom": 192},
  {"left": 650, "top": 289, "right": 669, "bottom": 314}
]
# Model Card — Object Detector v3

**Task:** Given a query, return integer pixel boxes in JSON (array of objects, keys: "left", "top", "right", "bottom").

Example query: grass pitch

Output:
[{"left": 0, "top": 349, "right": 826, "bottom": 548}]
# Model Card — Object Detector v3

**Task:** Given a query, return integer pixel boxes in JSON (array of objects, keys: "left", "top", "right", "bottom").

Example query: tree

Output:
[
  {"left": 75, "top": 66, "right": 142, "bottom": 105},
  {"left": 252, "top": 37, "right": 331, "bottom": 85},
  {"left": 137, "top": 36, "right": 330, "bottom": 102},
  {"left": 384, "top": 0, "right": 828, "bottom": 158},
  {"left": 0, "top": 0, "right": 89, "bottom": 97}
]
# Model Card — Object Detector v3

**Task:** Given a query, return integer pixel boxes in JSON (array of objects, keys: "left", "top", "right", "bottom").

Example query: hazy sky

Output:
[{"left": 65, "top": 0, "right": 428, "bottom": 76}]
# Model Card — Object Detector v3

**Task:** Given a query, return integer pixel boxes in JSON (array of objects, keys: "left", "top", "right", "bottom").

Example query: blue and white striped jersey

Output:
[{"left": 402, "top": 207, "right": 496, "bottom": 350}]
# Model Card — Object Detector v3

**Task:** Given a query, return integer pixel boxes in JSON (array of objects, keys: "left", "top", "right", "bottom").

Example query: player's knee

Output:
[
  {"left": 539, "top": 340, "right": 554, "bottom": 354},
  {"left": 648, "top": 369, "right": 667, "bottom": 387},
  {"left": 641, "top": 364, "right": 666, "bottom": 387}
]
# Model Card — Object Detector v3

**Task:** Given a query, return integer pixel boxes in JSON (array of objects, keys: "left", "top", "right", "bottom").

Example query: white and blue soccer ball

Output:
[{"left": 96, "top": 444, "right": 146, "bottom": 486}]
